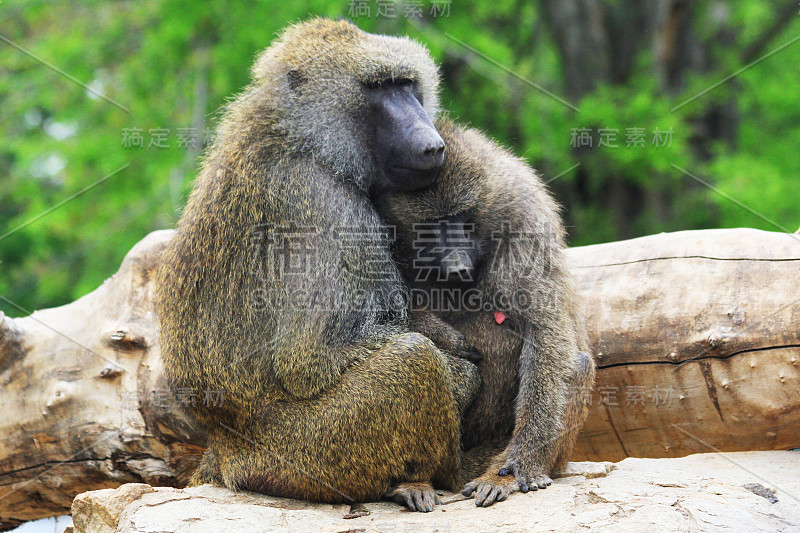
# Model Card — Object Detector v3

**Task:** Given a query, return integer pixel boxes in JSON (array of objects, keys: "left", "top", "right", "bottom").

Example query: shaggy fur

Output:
[
  {"left": 155, "top": 18, "right": 478, "bottom": 505},
  {"left": 375, "top": 117, "right": 596, "bottom": 506}
]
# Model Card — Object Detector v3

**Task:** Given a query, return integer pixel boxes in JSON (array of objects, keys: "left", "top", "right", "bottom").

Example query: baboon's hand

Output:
[
  {"left": 461, "top": 473, "right": 519, "bottom": 507},
  {"left": 451, "top": 334, "right": 483, "bottom": 363},
  {"left": 407, "top": 310, "right": 481, "bottom": 362},
  {"left": 386, "top": 481, "right": 441, "bottom": 512},
  {"left": 497, "top": 456, "right": 552, "bottom": 493}
]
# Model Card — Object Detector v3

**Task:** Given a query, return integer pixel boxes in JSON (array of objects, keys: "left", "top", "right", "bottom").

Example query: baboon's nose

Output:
[
  {"left": 446, "top": 264, "right": 472, "bottom": 282},
  {"left": 421, "top": 139, "right": 446, "bottom": 169},
  {"left": 442, "top": 250, "right": 473, "bottom": 283}
]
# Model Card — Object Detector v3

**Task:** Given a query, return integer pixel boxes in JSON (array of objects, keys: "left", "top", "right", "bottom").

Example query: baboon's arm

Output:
[
  {"left": 408, "top": 309, "right": 482, "bottom": 363},
  {"left": 498, "top": 303, "right": 576, "bottom": 490}
]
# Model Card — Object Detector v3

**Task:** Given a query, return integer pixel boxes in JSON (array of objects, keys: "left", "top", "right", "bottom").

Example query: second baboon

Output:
[{"left": 374, "top": 117, "right": 595, "bottom": 507}]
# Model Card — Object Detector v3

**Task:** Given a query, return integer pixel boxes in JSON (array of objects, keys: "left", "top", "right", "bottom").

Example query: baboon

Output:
[
  {"left": 155, "top": 19, "right": 480, "bottom": 512},
  {"left": 374, "top": 117, "right": 596, "bottom": 507}
]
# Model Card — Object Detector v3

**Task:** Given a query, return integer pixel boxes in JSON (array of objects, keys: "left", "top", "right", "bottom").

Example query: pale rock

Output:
[{"left": 70, "top": 451, "right": 800, "bottom": 533}]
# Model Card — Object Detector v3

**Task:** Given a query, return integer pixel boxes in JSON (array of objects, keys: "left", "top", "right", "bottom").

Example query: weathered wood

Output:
[
  {"left": 0, "top": 228, "right": 798, "bottom": 526},
  {"left": 0, "top": 231, "right": 204, "bottom": 530},
  {"left": 569, "top": 228, "right": 800, "bottom": 461}
]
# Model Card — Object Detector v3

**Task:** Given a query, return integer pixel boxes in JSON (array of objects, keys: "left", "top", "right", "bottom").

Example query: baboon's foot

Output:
[
  {"left": 461, "top": 473, "right": 519, "bottom": 507},
  {"left": 499, "top": 459, "right": 553, "bottom": 492},
  {"left": 386, "top": 481, "right": 441, "bottom": 512}
]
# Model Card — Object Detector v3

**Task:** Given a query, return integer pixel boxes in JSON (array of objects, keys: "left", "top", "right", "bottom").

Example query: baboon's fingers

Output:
[
  {"left": 413, "top": 490, "right": 432, "bottom": 512},
  {"left": 495, "top": 486, "right": 509, "bottom": 502},
  {"left": 474, "top": 484, "right": 493, "bottom": 506},
  {"left": 388, "top": 482, "right": 440, "bottom": 512},
  {"left": 532, "top": 474, "right": 552, "bottom": 489},
  {"left": 421, "top": 490, "right": 437, "bottom": 512},
  {"left": 400, "top": 491, "right": 415, "bottom": 511},
  {"left": 485, "top": 486, "right": 503, "bottom": 506},
  {"left": 406, "top": 493, "right": 417, "bottom": 511},
  {"left": 461, "top": 481, "right": 478, "bottom": 497},
  {"left": 465, "top": 474, "right": 520, "bottom": 507}
]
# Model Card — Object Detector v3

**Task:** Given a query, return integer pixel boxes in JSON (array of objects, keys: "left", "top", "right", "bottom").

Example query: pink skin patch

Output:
[{"left": 494, "top": 311, "right": 507, "bottom": 325}]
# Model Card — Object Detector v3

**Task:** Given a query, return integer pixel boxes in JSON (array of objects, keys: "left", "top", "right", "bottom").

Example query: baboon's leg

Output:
[
  {"left": 189, "top": 450, "right": 223, "bottom": 486},
  {"left": 458, "top": 313, "right": 521, "bottom": 450},
  {"left": 460, "top": 351, "right": 595, "bottom": 507},
  {"left": 205, "top": 333, "right": 478, "bottom": 503},
  {"left": 382, "top": 348, "right": 480, "bottom": 511}
]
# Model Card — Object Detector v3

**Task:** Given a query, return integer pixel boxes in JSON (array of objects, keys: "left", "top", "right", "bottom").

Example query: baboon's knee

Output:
[
  {"left": 387, "top": 331, "right": 437, "bottom": 351},
  {"left": 381, "top": 332, "right": 443, "bottom": 369},
  {"left": 382, "top": 332, "right": 477, "bottom": 408}
]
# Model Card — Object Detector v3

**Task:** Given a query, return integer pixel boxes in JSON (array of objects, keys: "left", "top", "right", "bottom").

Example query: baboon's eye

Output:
[
  {"left": 287, "top": 69, "right": 307, "bottom": 90},
  {"left": 364, "top": 79, "right": 385, "bottom": 89},
  {"left": 365, "top": 78, "right": 414, "bottom": 90}
]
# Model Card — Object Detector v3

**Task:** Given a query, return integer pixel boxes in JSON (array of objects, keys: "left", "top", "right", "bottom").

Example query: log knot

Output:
[{"left": 108, "top": 329, "right": 148, "bottom": 352}]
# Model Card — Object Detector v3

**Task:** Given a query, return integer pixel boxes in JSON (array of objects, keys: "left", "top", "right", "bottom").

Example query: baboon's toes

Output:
[{"left": 387, "top": 481, "right": 439, "bottom": 512}]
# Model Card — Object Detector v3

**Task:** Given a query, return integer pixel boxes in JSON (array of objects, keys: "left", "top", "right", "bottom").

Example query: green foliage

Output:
[{"left": 0, "top": 0, "right": 798, "bottom": 316}]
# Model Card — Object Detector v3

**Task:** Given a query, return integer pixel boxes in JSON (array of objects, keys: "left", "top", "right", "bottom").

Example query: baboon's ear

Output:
[{"left": 287, "top": 69, "right": 308, "bottom": 91}]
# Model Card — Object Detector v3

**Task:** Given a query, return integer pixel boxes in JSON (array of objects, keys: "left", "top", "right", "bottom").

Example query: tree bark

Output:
[{"left": 1, "top": 228, "right": 798, "bottom": 527}]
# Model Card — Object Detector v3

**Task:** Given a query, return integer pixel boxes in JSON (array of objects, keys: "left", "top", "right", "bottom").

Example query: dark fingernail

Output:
[
  {"left": 519, "top": 482, "right": 529, "bottom": 493},
  {"left": 498, "top": 468, "right": 510, "bottom": 476}
]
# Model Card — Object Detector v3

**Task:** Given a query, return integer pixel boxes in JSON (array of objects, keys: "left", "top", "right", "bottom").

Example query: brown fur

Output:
[
  {"left": 155, "top": 19, "right": 479, "bottom": 505},
  {"left": 375, "top": 117, "right": 596, "bottom": 504}
]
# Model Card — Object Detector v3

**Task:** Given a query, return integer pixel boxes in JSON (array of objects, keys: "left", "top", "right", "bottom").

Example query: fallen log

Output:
[
  {"left": 0, "top": 231, "right": 204, "bottom": 530},
  {"left": 570, "top": 229, "right": 800, "bottom": 462},
  {"left": 0, "top": 228, "right": 798, "bottom": 527}
]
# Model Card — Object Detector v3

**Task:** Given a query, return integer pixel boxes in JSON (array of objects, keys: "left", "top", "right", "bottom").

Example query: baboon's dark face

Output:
[
  {"left": 379, "top": 192, "right": 485, "bottom": 286},
  {"left": 407, "top": 211, "right": 481, "bottom": 285},
  {"left": 364, "top": 79, "right": 445, "bottom": 192}
]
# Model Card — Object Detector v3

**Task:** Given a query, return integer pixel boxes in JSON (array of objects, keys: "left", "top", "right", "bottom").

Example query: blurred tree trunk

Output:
[
  {"left": 536, "top": 0, "right": 610, "bottom": 100},
  {"left": 539, "top": 0, "right": 724, "bottom": 238},
  {"left": 537, "top": 0, "right": 798, "bottom": 241}
]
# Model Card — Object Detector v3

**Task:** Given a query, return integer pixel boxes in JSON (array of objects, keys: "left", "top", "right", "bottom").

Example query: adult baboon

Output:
[
  {"left": 155, "top": 19, "right": 479, "bottom": 512},
  {"left": 375, "top": 117, "right": 595, "bottom": 507}
]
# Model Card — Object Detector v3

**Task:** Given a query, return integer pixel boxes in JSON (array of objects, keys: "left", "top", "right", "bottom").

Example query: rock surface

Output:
[{"left": 70, "top": 451, "right": 800, "bottom": 533}]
